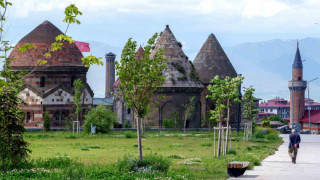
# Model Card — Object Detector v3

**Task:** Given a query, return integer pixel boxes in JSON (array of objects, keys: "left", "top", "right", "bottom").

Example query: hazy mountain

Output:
[{"left": 85, "top": 38, "right": 320, "bottom": 101}]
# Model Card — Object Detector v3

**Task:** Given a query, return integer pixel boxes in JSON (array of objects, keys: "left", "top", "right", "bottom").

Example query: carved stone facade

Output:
[
  {"left": 113, "top": 25, "right": 239, "bottom": 128},
  {"left": 9, "top": 20, "right": 93, "bottom": 128}
]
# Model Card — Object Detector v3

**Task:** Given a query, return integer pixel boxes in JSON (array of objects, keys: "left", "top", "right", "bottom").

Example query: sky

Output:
[{"left": 3, "top": 0, "right": 320, "bottom": 101}]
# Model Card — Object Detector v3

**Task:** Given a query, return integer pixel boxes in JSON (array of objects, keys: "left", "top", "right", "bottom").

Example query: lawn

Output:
[{"left": 15, "top": 130, "right": 282, "bottom": 179}]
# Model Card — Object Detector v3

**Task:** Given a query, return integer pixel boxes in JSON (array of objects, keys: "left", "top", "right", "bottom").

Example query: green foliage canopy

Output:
[
  {"left": 115, "top": 33, "right": 167, "bottom": 118},
  {"left": 83, "top": 105, "right": 116, "bottom": 134}
]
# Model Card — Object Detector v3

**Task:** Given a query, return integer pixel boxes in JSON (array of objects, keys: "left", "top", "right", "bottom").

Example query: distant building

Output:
[
  {"left": 286, "top": 42, "right": 320, "bottom": 133},
  {"left": 259, "top": 97, "right": 320, "bottom": 120},
  {"left": 113, "top": 25, "right": 239, "bottom": 128}
]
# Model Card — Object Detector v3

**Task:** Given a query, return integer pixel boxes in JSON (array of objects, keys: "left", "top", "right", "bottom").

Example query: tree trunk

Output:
[
  {"left": 136, "top": 116, "right": 143, "bottom": 160},
  {"left": 217, "top": 119, "right": 222, "bottom": 157},
  {"left": 225, "top": 100, "right": 230, "bottom": 152},
  {"left": 184, "top": 114, "right": 187, "bottom": 134}
]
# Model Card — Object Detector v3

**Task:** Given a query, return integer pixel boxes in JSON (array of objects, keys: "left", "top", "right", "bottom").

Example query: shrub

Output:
[
  {"left": 200, "top": 142, "right": 213, "bottom": 147},
  {"left": 123, "top": 120, "right": 131, "bottom": 128},
  {"left": 116, "top": 154, "right": 171, "bottom": 173},
  {"left": 163, "top": 119, "right": 175, "bottom": 128},
  {"left": 34, "top": 156, "right": 73, "bottom": 169},
  {"left": 227, "top": 149, "right": 237, "bottom": 155},
  {"left": 255, "top": 127, "right": 280, "bottom": 140},
  {"left": 125, "top": 131, "right": 137, "bottom": 139},
  {"left": 168, "top": 155, "right": 184, "bottom": 159},
  {"left": 83, "top": 105, "right": 116, "bottom": 134}
]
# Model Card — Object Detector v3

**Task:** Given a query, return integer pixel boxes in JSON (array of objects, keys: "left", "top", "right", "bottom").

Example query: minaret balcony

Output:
[{"left": 288, "top": 80, "right": 307, "bottom": 90}]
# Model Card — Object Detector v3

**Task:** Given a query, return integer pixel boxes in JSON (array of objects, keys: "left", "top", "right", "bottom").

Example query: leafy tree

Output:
[
  {"left": 182, "top": 96, "right": 195, "bottom": 133},
  {"left": 83, "top": 105, "right": 116, "bottom": 134},
  {"left": 115, "top": 34, "right": 167, "bottom": 160},
  {"left": 73, "top": 78, "right": 83, "bottom": 130},
  {"left": 206, "top": 75, "right": 243, "bottom": 157},
  {"left": 43, "top": 107, "right": 50, "bottom": 132},
  {"left": 242, "top": 86, "right": 259, "bottom": 137}
]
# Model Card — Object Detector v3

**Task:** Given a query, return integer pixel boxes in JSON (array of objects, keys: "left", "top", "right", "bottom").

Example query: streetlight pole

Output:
[{"left": 308, "top": 77, "right": 318, "bottom": 134}]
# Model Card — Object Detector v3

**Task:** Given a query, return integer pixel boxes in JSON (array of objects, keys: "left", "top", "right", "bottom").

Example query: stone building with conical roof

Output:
[
  {"left": 113, "top": 25, "right": 239, "bottom": 128},
  {"left": 193, "top": 33, "right": 238, "bottom": 124},
  {"left": 9, "top": 20, "right": 93, "bottom": 128}
]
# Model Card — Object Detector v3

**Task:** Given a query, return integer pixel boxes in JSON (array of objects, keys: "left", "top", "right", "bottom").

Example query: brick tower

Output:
[
  {"left": 288, "top": 42, "right": 307, "bottom": 126},
  {"left": 105, "top": 52, "right": 116, "bottom": 98}
]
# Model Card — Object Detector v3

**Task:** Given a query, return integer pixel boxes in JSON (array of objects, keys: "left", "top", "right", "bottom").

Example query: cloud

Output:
[{"left": 242, "top": 0, "right": 289, "bottom": 18}]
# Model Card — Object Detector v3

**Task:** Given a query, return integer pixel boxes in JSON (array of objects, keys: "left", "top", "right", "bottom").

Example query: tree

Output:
[
  {"left": 83, "top": 105, "right": 116, "bottom": 134},
  {"left": 206, "top": 75, "right": 243, "bottom": 157},
  {"left": 182, "top": 96, "right": 195, "bottom": 133},
  {"left": 43, "top": 107, "right": 50, "bottom": 132},
  {"left": 115, "top": 34, "right": 167, "bottom": 160},
  {"left": 242, "top": 86, "right": 258, "bottom": 138},
  {"left": 73, "top": 78, "right": 83, "bottom": 133}
]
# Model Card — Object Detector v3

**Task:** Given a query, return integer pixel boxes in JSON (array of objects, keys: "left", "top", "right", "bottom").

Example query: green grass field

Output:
[{"left": 21, "top": 130, "right": 282, "bottom": 179}]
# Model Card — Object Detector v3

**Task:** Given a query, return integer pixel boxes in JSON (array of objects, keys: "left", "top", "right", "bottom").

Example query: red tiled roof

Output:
[
  {"left": 300, "top": 110, "right": 320, "bottom": 124},
  {"left": 9, "top": 20, "right": 84, "bottom": 68},
  {"left": 259, "top": 97, "right": 320, "bottom": 107},
  {"left": 258, "top": 112, "right": 276, "bottom": 115}
]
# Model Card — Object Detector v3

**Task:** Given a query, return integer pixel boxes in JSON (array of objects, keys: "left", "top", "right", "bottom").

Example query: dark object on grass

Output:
[{"left": 227, "top": 161, "right": 249, "bottom": 177}]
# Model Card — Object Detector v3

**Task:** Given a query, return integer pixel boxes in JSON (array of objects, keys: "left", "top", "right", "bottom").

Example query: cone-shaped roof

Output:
[
  {"left": 151, "top": 25, "right": 203, "bottom": 88},
  {"left": 135, "top": 46, "right": 144, "bottom": 59},
  {"left": 9, "top": 20, "right": 84, "bottom": 68},
  {"left": 193, "top": 34, "right": 237, "bottom": 84},
  {"left": 293, "top": 41, "right": 303, "bottom": 68}
]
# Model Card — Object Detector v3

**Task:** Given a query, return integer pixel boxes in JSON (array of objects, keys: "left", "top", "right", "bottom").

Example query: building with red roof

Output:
[{"left": 9, "top": 21, "right": 94, "bottom": 129}]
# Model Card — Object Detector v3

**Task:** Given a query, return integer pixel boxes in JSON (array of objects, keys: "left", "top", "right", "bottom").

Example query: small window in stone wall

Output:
[
  {"left": 127, "top": 108, "right": 131, "bottom": 114},
  {"left": 26, "top": 112, "right": 31, "bottom": 123},
  {"left": 40, "top": 77, "right": 45, "bottom": 87},
  {"left": 67, "top": 99, "right": 70, "bottom": 102},
  {"left": 26, "top": 92, "right": 30, "bottom": 96},
  {"left": 52, "top": 99, "right": 54, "bottom": 102},
  {"left": 71, "top": 76, "right": 75, "bottom": 87}
]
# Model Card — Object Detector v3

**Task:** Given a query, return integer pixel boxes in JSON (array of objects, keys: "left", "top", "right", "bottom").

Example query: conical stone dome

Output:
[
  {"left": 193, "top": 34, "right": 237, "bottom": 84},
  {"left": 151, "top": 25, "right": 203, "bottom": 88},
  {"left": 9, "top": 20, "right": 84, "bottom": 68}
]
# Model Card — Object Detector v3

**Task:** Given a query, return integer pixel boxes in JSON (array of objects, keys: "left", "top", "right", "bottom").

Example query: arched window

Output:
[
  {"left": 40, "top": 77, "right": 45, "bottom": 87},
  {"left": 71, "top": 76, "right": 75, "bottom": 87},
  {"left": 54, "top": 112, "right": 60, "bottom": 123}
]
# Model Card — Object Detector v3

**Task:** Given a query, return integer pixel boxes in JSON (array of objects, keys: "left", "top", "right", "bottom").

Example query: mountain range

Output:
[{"left": 85, "top": 38, "right": 320, "bottom": 102}]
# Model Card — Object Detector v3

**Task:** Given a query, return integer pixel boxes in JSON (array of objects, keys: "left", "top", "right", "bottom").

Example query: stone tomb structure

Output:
[
  {"left": 9, "top": 20, "right": 93, "bottom": 128},
  {"left": 113, "top": 25, "right": 238, "bottom": 128}
]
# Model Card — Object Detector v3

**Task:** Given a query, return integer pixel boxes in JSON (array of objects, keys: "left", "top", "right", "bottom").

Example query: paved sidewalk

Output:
[{"left": 229, "top": 134, "right": 320, "bottom": 180}]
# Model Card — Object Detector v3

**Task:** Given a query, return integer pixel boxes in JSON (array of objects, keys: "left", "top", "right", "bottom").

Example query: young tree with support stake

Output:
[
  {"left": 242, "top": 86, "right": 258, "bottom": 139},
  {"left": 115, "top": 34, "right": 167, "bottom": 160},
  {"left": 182, "top": 96, "right": 195, "bottom": 133},
  {"left": 206, "top": 75, "right": 243, "bottom": 157}
]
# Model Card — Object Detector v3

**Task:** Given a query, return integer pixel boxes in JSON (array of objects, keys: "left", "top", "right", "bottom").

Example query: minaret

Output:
[
  {"left": 105, "top": 52, "right": 116, "bottom": 98},
  {"left": 288, "top": 41, "right": 307, "bottom": 126}
]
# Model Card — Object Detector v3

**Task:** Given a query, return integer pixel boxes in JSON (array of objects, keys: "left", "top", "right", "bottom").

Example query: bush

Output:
[
  {"left": 123, "top": 120, "right": 131, "bottom": 128},
  {"left": 227, "top": 149, "right": 237, "bottom": 155},
  {"left": 200, "top": 142, "right": 213, "bottom": 146},
  {"left": 163, "top": 119, "right": 175, "bottom": 128},
  {"left": 255, "top": 127, "right": 280, "bottom": 140},
  {"left": 34, "top": 156, "right": 73, "bottom": 169},
  {"left": 83, "top": 105, "right": 116, "bottom": 134},
  {"left": 125, "top": 131, "right": 137, "bottom": 139},
  {"left": 116, "top": 154, "right": 171, "bottom": 173}
]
